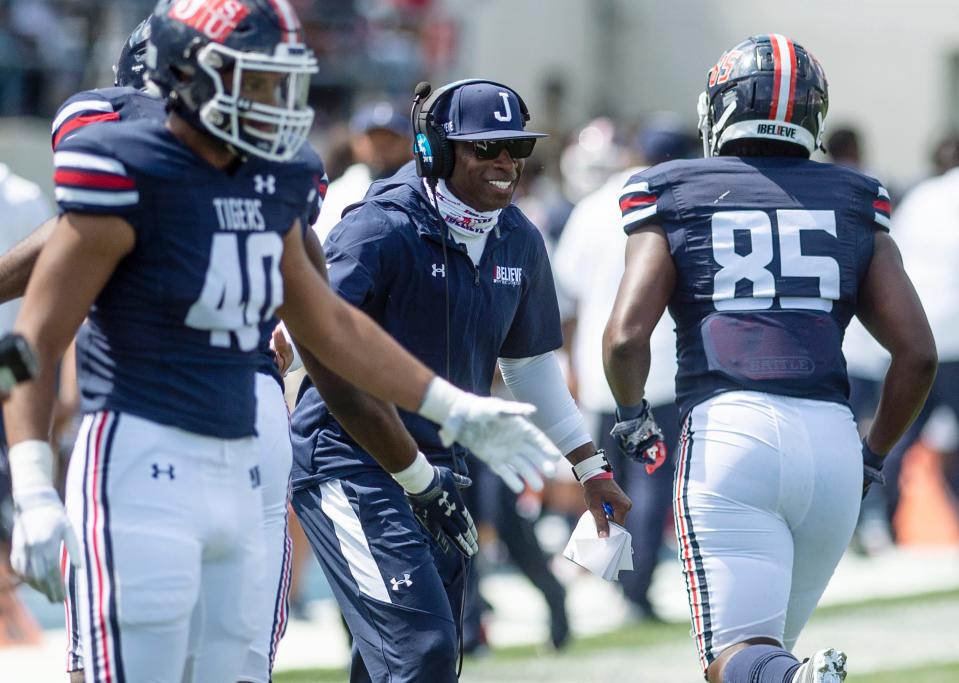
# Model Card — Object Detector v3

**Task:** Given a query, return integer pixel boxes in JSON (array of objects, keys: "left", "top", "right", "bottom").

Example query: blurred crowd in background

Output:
[{"left": 1, "top": 0, "right": 958, "bottom": 657}]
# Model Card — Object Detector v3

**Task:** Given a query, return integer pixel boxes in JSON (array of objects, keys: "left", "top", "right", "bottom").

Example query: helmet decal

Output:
[{"left": 168, "top": 0, "right": 251, "bottom": 43}]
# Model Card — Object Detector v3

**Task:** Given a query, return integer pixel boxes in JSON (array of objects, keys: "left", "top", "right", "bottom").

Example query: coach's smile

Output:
[{"left": 447, "top": 141, "right": 523, "bottom": 211}]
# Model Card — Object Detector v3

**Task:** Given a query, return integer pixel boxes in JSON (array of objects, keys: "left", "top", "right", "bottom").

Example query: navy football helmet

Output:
[
  {"left": 147, "top": 0, "right": 317, "bottom": 161},
  {"left": 697, "top": 34, "right": 828, "bottom": 157},
  {"left": 114, "top": 17, "right": 153, "bottom": 89}
]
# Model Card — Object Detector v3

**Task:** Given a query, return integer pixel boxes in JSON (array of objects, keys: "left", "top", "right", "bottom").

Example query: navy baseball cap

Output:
[
  {"left": 350, "top": 101, "right": 412, "bottom": 137},
  {"left": 436, "top": 81, "right": 547, "bottom": 141}
]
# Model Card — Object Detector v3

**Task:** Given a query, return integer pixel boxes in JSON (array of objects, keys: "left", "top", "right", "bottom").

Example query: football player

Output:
[
  {"left": 4, "top": 13, "right": 324, "bottom": 683},
  {"left": 2, "top": 3, "right": 559, "bottom": 683},
  {"left": 603, "top": 34, "right": 936, "bottom": 683}
]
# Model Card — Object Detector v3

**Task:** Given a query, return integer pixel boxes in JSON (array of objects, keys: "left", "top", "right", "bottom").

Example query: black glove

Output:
[
  {"left": 406, "top": 467, "right": 479, "bottom": 557},
  {"left": 610, "top": 400, "right": 667, "bottom": 474},
  {"left": 861, "top": 440, "right": 885, "bottom": 500}
]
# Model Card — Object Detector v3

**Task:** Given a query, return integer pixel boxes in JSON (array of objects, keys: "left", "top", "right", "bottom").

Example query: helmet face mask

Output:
[
  {"left": 698, "top": 34, "right": 828, "bottom": 158},
  {"left": 196, "top": 41, "right": 316, "bottom": 161},
  {"left": 147, "top": 0, "right": 318, "bottom": 162}
]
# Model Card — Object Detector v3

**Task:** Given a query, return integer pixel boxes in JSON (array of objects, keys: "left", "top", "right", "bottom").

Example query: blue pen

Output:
[{"left": 603, "top": 502, "right": 614, "bottom": 519}]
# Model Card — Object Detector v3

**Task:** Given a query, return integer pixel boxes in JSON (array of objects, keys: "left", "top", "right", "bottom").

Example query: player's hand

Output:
[
  {"left": 582, "top": 477, "right": 632, "bottom": 538},
  {"left": 610, "top": 400, "right": 667, "bottom": 474},
  {"left": 441, "top": 395, "right": 559, "bottom": 494},
  {"left": 270, "top": 324, "right": 294, "bottom": 375},
  {"left": 861, "top": 439, "right": 885, "bottom": 500},
  {"left": 8, "top": 440, "right": 81, "bottom": 602},
  {"left": 419, "top": 378, "right": 561, "bottom": 493},
  {"left": 405, "top": 467, "right": 478, "bottom": 558},
  {"left": 11, "top": 487, "right": 80, "bottom": 602}
]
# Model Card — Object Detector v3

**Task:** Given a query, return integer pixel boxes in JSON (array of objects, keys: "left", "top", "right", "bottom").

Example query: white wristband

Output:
[
  {"left": 577, "top": 467, "right": 610, "bottom": 483},
  {"left": 391, "top": 451, "right": 435, "bottom": 494},
  {"left": 9, "top": 439, "right": 55, "bottom": 495},
  {"left": 418, "top": 377, "right": 461, "bottom": 425}
]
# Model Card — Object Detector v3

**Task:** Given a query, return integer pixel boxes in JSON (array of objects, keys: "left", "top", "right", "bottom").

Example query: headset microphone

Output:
[{"left": 413, "top": 81, "right": 432, "bottom": 100}]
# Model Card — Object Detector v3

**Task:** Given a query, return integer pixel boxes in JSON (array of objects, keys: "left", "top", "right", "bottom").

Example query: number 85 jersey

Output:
[
  {"left": 55, "top": 119, "right": 312, "bottom": 438},
  {"left": 620, "top": 156, "right": 891, "bottom": 419}
]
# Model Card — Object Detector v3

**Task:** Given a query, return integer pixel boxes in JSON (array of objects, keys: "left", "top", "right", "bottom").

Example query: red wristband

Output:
[{"left": 583, "top": 471, "right": 613, "bottom": 482}]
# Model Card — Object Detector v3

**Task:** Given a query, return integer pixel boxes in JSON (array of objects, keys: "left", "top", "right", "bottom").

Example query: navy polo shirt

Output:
[{"left": 290, "top": 162, "right": 562, "bottom": 487}]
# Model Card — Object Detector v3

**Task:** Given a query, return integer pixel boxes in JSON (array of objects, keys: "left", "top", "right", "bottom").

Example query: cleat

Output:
[{"left": 791, "top": 648, "right": 847, "bottom": 683}]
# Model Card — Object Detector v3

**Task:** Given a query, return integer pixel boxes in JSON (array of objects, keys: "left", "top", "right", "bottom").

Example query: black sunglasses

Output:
[{"left": 470, "top": 138, "right": 537, "bottom": 160}]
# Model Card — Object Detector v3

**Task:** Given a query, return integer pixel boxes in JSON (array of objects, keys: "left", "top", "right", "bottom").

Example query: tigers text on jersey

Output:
[
  {"left": 620, "top": 156, "right": 890, "bottom": 418},
  {"left": 54, "top": 119, "right": 313, "bottom": 438}
]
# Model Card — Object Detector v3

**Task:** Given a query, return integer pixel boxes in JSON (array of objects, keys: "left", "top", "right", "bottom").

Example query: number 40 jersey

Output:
[
  {"left": 54, "top": 118, "right": 314, "bottom": 438},
  {"left": 620, "top": 156, "right": 891, "bottom": 419}
]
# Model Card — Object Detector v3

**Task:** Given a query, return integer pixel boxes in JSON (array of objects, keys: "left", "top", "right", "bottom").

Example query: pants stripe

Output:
[
  {"left": 100, "top": 415, "right": 125, "bottom": 682},
  {"left": 82, "top": 411, "right": 123, "bottom": 683},
  {"left": 81, "top": 413, "right": 102, "bottom": 683},
  {"left": 674, "top": 414, "right": 714, "bottom": 673},
  {"left": 269, "top": 484, "right": 294, "bottom": 668},
  {"left": 318, "top": 480, "right": 392, "bottom": 603},
  {"left": 61, "top": 545, "right": 81, "bottom": 671}
]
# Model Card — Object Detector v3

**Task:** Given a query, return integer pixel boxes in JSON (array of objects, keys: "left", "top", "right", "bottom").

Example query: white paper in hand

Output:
[{"left": 562, "top": 510, "right": 634, "bottom": 581}]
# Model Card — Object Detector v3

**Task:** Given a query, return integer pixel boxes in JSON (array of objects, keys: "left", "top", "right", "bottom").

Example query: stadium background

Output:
[{"left": 1, "top": 1, "right": 958, "bottom": 681}]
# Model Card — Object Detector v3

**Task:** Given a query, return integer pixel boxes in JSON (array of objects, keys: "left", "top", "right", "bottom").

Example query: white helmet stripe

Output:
[
  {"left": 770, "top": 34, "right": 795, "bottom": 121},
  {"left": 267, "top": 0, "right": 299, "bottom": 43}
]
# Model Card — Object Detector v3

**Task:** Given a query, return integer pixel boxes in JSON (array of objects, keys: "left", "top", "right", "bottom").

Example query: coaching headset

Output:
[{"left": 410, "top": 79, "right": 538, "bottom": 179}]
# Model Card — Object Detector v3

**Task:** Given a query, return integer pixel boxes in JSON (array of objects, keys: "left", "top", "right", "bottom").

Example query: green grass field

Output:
[
  {"left": 274, "top": 590, "right": 959, "bottom": 683},
  {"left": 275, "top": 661, "right": 959, "bottom": 683}
]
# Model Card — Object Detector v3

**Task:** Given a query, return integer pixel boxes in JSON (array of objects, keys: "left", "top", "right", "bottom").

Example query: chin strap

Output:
[{"left": 697, "top": 91, "right": 712, "bottom": 158}]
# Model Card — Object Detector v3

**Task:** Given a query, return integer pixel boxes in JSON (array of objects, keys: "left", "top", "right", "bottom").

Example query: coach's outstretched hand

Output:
[
  {"left": 405, "top": 466, "right": 478, "bottom": 557},
  {"left": 418, "top": 378, "right": 561, "bottom": 494},
  {"left": 9, "top": 440, "right": 81, "bottom": 602}
]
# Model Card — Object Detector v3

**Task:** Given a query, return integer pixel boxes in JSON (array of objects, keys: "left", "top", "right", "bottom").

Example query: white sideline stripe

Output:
[
  {"left": 55, "top": 187, "right": 139, "bottom": 206},
  {"left": 874, "top": 212, "right": 891, "bottom": 229},
  {"left": 54, "top": 151, "right": 127, "bottom": 176},
  {"left": 878, "top": 186, "right": 890, "bottom": 200},
  {"left": 52, "top": 100, "right": 113, "bottom": 134},
  {"left": 771, "top": 33, "right": 793, "bottom": 121},
  {"left": 318, "top": 480, "right": 392, "bottom": 603},
  {"left": 621, "top": 181, "right": 650, "bottom": 195},
  {"left": 622, "top": 203, "right": 657, "bottom": 228}
]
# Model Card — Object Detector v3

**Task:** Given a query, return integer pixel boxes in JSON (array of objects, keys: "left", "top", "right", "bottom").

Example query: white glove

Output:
[
  {"left": 418, "top": 378, "right": 561, "bottom": 493},
  {"left": 9, "top": 440, "right": 81, "bottom": 602}
]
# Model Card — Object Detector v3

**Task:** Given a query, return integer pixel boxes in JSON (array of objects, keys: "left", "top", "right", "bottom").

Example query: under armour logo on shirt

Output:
[
  {"left": 390, "top": 573, "right": 413, "bottom": 591},
  {"left": 438, "top": 491, "right": 456, "bottom": 517},
  {"left": 249, "top": 465, "right": 261, "bottom": 488},
  {"left": 431, "top": 263, "right": 446, "bottom": 278},
  {"left": 151, "top": 463, "right": 175, "bottom": 480},
  {"left": 254, "top": 174, "right": 276, "bottom": 194}
]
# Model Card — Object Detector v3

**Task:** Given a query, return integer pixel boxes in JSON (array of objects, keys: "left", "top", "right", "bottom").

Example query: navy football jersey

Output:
[
  {"left": 54, "top": 119, "right": 312, "bottom": 437},
  {"left": 620, "top": 156, "right": 890, "bottom": 418},
  {"left": 51, "top": 86, "right": 328, "bottom": 390}
]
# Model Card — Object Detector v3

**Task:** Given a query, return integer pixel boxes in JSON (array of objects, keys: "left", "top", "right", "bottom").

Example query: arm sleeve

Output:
[
  {"left": 499, "top": 228, "right": 563, "bottom": 358},
  {"left": 498, "top": 352, "right": 591, "bottom": 456}
]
